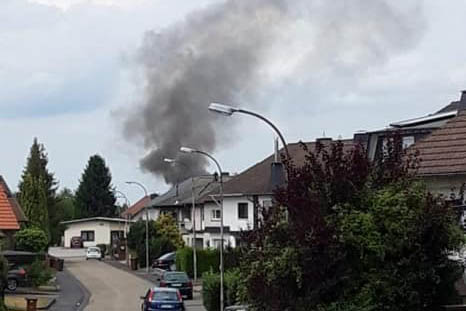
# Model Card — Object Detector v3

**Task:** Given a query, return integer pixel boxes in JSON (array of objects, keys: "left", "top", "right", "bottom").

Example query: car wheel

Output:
[{"left": 7, "top": 278, "right": 17, "bottom": 291}]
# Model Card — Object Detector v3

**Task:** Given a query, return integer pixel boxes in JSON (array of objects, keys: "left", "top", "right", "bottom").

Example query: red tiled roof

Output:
[
  {"left": 413, "top": 110, "right": 466, "bottom": 176},
  {"left": 0, "top": 177, "right": 20, "bottom": 230},
  {"left": 121, "top": 196, "right": 151, "bottom": 218}
]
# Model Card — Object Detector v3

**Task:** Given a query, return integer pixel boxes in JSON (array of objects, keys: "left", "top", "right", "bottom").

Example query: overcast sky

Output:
[{"left": 1, "top": 0, "right": 466, "bottom": 204}]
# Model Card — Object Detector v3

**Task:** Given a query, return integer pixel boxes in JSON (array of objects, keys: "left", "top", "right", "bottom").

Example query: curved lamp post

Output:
[
  {"left": 164, "top": 158, "right": 199, "bottom": 283},
  {"left": 125, "top": 181, "right": 150, "bottom": 274},
  {"left": 179, "top": 147, "right": 225, "bottom": 311},
  {"left": 208, "top": 103, "right": 290, "bottom": 161}
]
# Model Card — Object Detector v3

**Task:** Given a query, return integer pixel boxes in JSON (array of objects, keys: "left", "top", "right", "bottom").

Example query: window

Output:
[
  {"left": 211, "top": 209, "right": 221, "bottom": 221},
  {"left": 238, "top": 203, "right": 248, "bottom": 219},
  {"left": 81, "top": 231, "right": 95, "bottom": 242},
  {"left": 402, "top": 136, "right": 415, "bottom": 149},
  {"left": 262, "top": 199, "right": 273, "bottom": 208}
]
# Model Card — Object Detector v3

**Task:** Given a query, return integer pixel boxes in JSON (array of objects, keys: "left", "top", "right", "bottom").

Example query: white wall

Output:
[
  {"left": 63, "top": 220, "right": 126, "bottom": 248},
  {"left": 133, "top": 208, "right": 160, "bottom": 221},
  {"left": 203, "top": 195, "right": 273, "bottom": 231}
]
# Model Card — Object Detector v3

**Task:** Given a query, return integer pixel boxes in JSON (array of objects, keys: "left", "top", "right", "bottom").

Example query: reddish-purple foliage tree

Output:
[{"left": 239, "top": 136, "right": 463, "bottom": 311}]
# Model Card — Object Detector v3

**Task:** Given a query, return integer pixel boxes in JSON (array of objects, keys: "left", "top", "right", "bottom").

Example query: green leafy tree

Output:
[
  {"left": 127, "top": 220, "right": 158, "bottom": 267},
  {"left": 241, "top": 138, "right": 465, "bottom": 311},
  {"left": 18, "top": 138, "right": 58, "bottom": 243},
  {"left": 18, "top": 174, "right": 50, "bottom": 240},
  {"left": 15, "top": 227, "right": 49, "bottom": 253},
  {"left": 155, "top": 214, "right": 185, "bottom": 248},
  {"left": 75, "top": 155, "right": 117, "bottom": 218}
]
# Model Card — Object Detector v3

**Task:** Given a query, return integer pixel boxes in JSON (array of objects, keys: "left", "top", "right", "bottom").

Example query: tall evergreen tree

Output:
[
  {"left": 75, "top": 155, "right": 117, "bottom": 218},
  {"left": 18, "top": 174, "right": 50, "bottom": 240},
  {"left": 18, "top": 138, "right": 57, "bottom": 243}
]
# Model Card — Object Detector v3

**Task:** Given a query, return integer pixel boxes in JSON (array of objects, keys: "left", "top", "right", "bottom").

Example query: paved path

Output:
[
  {"left": 67, "top": 259, "right": 153, "bottom": 311},
  {"left": 50, "top": 267, "right": 89, "bottom": 311}
]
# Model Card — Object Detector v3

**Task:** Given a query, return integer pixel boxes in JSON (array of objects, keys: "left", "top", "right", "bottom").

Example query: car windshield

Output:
[
  {"left": 158, "top": 252, "right": 174, "bottom": 260},
  {"left": 164, "top": 273, "right": 188, "bottom": 282},
  {"left": 153, "top": 291, "right": 178, "bottom": 301},
  {"left": 88, "top": 248, "right": 100, "bottom": 252}
]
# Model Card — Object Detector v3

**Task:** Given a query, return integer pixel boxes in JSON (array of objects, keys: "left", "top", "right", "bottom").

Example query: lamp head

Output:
[
  {"left": 180, "top": 146, "right": 196, "bottom": 154},
  {"left": 208, "top": 103, "right": 238, "bottom": 116},
  {"left": 164, "top": 158, "right": 176, "bottom": 163}
]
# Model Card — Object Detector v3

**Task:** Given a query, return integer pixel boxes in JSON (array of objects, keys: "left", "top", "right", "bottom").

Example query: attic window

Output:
[{"left": 402, "top": 136, "right": 415, "bottom": 149}]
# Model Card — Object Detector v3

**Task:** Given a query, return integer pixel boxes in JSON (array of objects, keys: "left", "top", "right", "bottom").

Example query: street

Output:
[{"left": 50, "top": 248, "right": 205, "bottom": 311}]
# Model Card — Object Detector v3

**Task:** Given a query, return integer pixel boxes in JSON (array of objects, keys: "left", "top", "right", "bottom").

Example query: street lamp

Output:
[
  {"left": 179, "top": 147, "right": 225, "bottom": 311},
  {"left": 164, "top": 158, "right": 199, "bottom": 284},
  {"left": 125, "top": 181, "right": 150, "bottom": 274},
  {"left": 208, "top": 103, "right": 290, "bottom": 161}
]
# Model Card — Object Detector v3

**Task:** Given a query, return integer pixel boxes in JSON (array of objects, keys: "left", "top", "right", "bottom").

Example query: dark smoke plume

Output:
[{"left": 123, "top": 0, "right": 424, "bottom": 184}]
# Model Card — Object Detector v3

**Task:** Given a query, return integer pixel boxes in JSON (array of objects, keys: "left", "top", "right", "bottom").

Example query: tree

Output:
[
  {"left": 15, "top": 227, "right": 49, "bottom": 253},
  {"left": 240, "top": 138, "right": 465, "bottom": 311},
  {"left": 75, "top": 155, "right": 117, "bottom": 218},
  {"left": 155, "top": 214, "right": 185, "bottom": 248},
  {"left": 127, "top": 220, "right": 159, "bottom": 268},
  {"left": 18, "top": 138, "right": 58, "bottom": 243},
  {"left": 18, "top": 174, "right": 50, "bottom": 240}
]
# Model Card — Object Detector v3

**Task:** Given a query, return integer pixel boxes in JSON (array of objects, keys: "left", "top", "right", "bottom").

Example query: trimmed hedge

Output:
[
  {"left": 176, "top": 247, "right": 242, "bottom": 277},
  {"left": 202, "top": 269, "right": 242, "bottom": 311},
  {"left": 176, "top": 247, "right": 219, "bottom": 277},
  {"left": 15, "top": 227, "right": 48, "bottom": 253}
]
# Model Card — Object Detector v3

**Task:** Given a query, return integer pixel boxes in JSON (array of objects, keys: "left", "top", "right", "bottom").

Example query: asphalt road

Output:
[{"left": 50, "top": 248, "right": 205, "bottom": 311}]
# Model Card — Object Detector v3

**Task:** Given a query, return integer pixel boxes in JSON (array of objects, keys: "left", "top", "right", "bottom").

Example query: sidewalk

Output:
[{"left": 49, "top": 268, "right": 90, "bottom": 311}]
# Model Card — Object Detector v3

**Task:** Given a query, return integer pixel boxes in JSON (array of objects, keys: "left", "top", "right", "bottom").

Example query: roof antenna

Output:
[{"left": 322, "top": 130, "right": 326, "bottom": 138}]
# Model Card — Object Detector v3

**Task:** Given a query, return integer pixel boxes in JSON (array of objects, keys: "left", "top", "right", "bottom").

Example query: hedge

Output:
[
  {"left": 202, "top": 269, "right": 242, "bottom": 311},
  {"left": 176, "top": 247, "right": 219, "bottom": 277},
  {"left": 15, "top": 227, "right": 48, "bottom": 253}
]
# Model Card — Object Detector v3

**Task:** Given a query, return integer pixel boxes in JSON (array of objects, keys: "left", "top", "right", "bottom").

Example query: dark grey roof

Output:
[{"left": 148, "top": 175, "right": 229, "bottom": 207}]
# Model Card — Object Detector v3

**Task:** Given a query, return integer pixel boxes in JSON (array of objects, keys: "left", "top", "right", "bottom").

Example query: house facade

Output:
[{"left": 62, "top": 217, "right": 131, "bottom": 248}]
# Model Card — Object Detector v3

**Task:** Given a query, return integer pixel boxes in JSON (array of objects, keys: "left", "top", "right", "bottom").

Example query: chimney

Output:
[
  {"left": 458, "top": 90, "right": 466, "bottom": 111},
  {"left": 269, "top": 138, "right": 286, "bottom": 190}
]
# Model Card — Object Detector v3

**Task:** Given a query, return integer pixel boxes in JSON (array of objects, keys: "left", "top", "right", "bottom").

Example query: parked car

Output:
[
  {"left": 152, "top": 252, "right": 176, "bottom": 271},
  {"left": 86, "top": 247, "right": 102, "bottom": 260},
  {"left": 6, "top": 265, "right": 27, "bottom": 291},
  {"left": 70, "top": 236, "right": 83, "bottom": 248},
  {"left": 159, "top": 271, "right": 193, "bottom": 300},
  {"left": 140, "top": 287, "right": 185, "bottom": 311},
  {"left": 225, "top": 306, "right": 249, "bottom": 311}
]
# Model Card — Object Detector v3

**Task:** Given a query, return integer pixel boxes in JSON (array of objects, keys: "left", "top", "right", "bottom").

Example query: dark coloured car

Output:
[
  {"left": 6, "top": 265, "right": 27, "bottom": 291},
  {"left": 159, "top": 271, "right": 193, "bottom": 300},
  {"left": 140, "top": 287, "right": 185, "bottom": 311},
  {"left": 152, "top": 252, "right": 176, "bottom": 271},
  {"left": 70, "top": 236, "right": 83, "bottom": 248}
]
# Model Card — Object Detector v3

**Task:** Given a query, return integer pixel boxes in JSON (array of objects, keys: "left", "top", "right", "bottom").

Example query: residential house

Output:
[
  {"left": 121, "top": 194, "right": 157, "bottom": 221},
  {"left": 354, "top": 91, "right": 464, "bottom": 162},
  {"left": 197, "top": 139, "right": 354, "bottom": 249},
  {"left": 61, "top": 217, "right": 132, "bottom": 248},
  {"left": 0, "top": 175, "right": 27, "bottom": 249}
]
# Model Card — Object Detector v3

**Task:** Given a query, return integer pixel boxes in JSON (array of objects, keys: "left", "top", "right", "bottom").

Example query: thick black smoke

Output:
[{"left": 123, "top": 0, "right": 424, "bottom": 184}]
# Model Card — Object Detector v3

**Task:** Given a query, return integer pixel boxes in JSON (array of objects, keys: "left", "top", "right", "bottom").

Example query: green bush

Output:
[
  {"left": 27, "top": 260, "right": 53, "bottom": 287},
  {"left": 203, "top": 271, "right": 220, "bottom": 311},
  {"left": 151, "top": 236, "right": 176, "bottom": 260},
  {"left": 202, "top": 269, "right": 242, "bottom": 311},
  {"left": 176, "top": 247, "right": 219, "bottom": 277},
  {"left": 15, "top": 227, "right": 48, "bottom": 253},
  {"left": 225, "top": 269, "right": 241, "bottom": 306}
]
